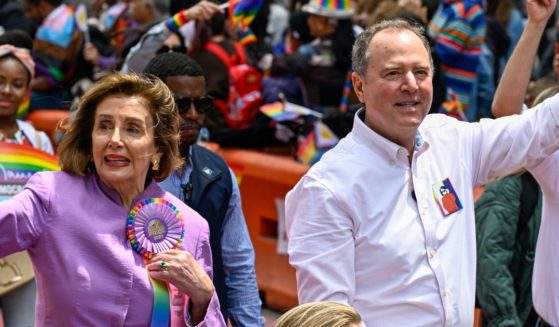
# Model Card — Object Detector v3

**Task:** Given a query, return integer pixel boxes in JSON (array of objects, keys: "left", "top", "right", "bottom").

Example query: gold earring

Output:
[{"left": 152, "top": 159, "right": 159, "bottom": 171}]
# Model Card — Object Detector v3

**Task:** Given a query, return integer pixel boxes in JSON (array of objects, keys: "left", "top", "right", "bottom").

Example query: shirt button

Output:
[
  {"left": 397, "top": 148, "right": 405, "bottom": 156},
  {"left": 428, "top": 248, "right": 436, "bottom": 258},
  {"left": 442, "top": 290, "right": 449, "bottom": 297},
  {"left": 389, "top": 159, "right": 396, "bottom": 165}
]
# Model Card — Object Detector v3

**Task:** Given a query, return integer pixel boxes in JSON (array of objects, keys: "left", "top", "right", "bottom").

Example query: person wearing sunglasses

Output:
[{"left": 144, "top": 52, "right": 264, "bottom": 326}]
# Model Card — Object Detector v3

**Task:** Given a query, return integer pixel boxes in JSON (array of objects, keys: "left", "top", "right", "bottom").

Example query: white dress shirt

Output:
[
  {"left": 285, "top": 95, "right": 559, "bottom": 327},
  {"left": 529, "top": 151, "right": 559, "bottom": 326}
]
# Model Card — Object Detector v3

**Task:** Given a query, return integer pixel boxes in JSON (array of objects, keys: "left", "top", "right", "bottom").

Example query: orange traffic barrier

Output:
[
  {"left": 26, "top": 109, "right": 70, "bottom": 149},
  {"left": 474, "top": 307, "right": 483, "bottom": 327},
  {"left": 473, "top": 187, "right": 485, "bottom": 202},
  {"left": 217, "top": 147, "right": 309, "bottom": 312}
]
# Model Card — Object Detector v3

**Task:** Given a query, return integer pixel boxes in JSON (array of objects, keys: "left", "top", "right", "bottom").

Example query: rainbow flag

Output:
[
  {"left": 314, "top": 121, "right": 338, "bottom": 148},
  {"left": 260, "top": 102, "right": 299, "bottom": 122},
  {"left": 0, "top": 143, "right": 60, "bottom": 201},
  {"left": 440, "top": 88, "right": 467, "bottom": 121},
  {"left": 229, "top": 0, "right": 263, "bottom": 29},
  {"left": 295, "top": 131, "right": 324, "bottom": 165},
  {"left": 17, "top": 92, "right": 31, "bottom": 119},
  {"left": 238, "top": 27, "right": 257, "bottom": 45},
  {"left": 36, "top": 4, "right": 75, "bottom": 48},
  {"left": 104, "top": 2, "right": 127, "bottom": 31}
]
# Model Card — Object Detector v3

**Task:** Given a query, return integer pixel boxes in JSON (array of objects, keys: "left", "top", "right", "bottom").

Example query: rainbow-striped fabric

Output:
[
  {"left": 33, "top": 4, "right": 84, "bottom": 88},
  {"left": 314, "top": 0, "right": 351, "bottom": 11},
  {"left": 229, "top": 0, "right": 264, "bottom": 29},
  {"left": 260, "top": 101, "right": 299, "bottom": 122},
  {"left": 428, "top": 0, "right": 485, "bottom": 121},
  {"left": 0, "top": 143, "right": 59, "bottom": 201}
]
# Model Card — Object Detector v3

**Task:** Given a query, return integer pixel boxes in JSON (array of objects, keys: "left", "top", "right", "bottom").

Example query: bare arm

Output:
[{"left": 492, "top": 0, "right": 556, "bottom": 117}]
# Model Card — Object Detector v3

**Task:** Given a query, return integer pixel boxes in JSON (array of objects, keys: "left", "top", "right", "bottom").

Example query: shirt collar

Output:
[
  {"left": 93, "top": 171, "right": 166, "bottom": 208},
  {"left": 351, "top": 108, "right": 428, "bottom": 162}
]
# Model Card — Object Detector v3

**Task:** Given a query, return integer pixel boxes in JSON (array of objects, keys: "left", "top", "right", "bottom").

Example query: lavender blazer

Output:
[{"left": 0, "top": 171, "right": 225, "bottom": 326}]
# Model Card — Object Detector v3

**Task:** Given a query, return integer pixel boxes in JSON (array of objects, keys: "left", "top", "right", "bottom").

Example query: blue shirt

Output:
[{"left": 159, "top": 154, "right": 264, "bottom": 326}]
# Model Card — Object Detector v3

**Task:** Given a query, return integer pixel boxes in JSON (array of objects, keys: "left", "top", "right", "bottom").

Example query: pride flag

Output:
[
  {"left": 440, "top": 88, "right": 467, "bottom": 121},
  {"left": 36, "top": 4, "right": 75, "bottom": 48},
  {"left": 260, "top": 102, "right": 299, "bottom": 122},
  {"left": 238, "top": 27, "right": 257, "bottom": 46},
  {"left": 295, "top": 131, "right": 324, "bottom": 165},
  {"left": 17, "top": 92, "right": 31, "bottom": 119},
  {"left": 229, "top": 0, "right": 264, "bottom": 29},
  {"left": 0, "top": 143, "right": 60, "bottom": 201},
  {"left": 314, "top": 121, "right": 338, "bottom": 149}
]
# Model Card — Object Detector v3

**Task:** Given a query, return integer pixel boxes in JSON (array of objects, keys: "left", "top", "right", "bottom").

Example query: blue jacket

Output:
[{"left": 186, "top": 145, "right": 232, "bottom": 319}]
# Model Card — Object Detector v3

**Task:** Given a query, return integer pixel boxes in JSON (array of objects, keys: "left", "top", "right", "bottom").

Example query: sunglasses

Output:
[
  {"left": 156, "top": 45, "right": 188, "bottom": 55},
  {"left": 174, "top": 96, "right": 214, "bottom": 114}
]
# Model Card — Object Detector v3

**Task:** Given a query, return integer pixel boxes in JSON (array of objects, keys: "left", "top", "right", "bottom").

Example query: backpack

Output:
[
  {"left": 517, "top": 172, "right": 539, "bottom": 240},
  {"left": 204, "top": 41, "right": 263, "bottom": 129}
]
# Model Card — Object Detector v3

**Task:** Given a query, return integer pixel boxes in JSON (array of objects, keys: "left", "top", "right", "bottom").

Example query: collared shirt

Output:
[
  {"left": 529, "top": 151, "right": 559, "bottom": 326},
  {"left": 285, "top": 95, "right": 559, "bottom": 327},
  {"left": 0, "top": 171, "right": 225, "bottom": 326},
  {"left": 159, "top": 152, "right": 264, "bottom": 326}
]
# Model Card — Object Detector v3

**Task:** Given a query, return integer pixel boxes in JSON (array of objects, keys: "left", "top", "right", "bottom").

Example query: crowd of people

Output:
[{"left": 1, "top": 0, "right": 559, "bottom": 326}]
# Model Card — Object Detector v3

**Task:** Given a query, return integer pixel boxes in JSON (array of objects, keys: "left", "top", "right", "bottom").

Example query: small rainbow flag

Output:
[
  {"left": 75, "top": 4, "right": 91, "bottom": 43},
  {"left": 339, "top": 69, "right": 352, "bottom": 113},
  {"left": 440, "top": 88, "right": 467, "bottom": 121},
  {"left": 17, "top": 92, "right": 31, "bottom": 119},
  {"left": 36, "top": 4, "right": 75, "bottom": 48},
  {"left": 295, "top": 131, "right": 324, "bottom": 165},
  {"left": 103, "top": 2, "right": 127, "bottom": 31},
  {"left": 229, "top": 0, "right": 264, "bottom": 29},
  {"left": 0, "top": 143, "right": 60, "bottom": 201},
  {"left": 260, "top": 102, "right": 299, "bottom": 122},
  {"left": 314, "top": 121, "right": 338, "bottom": 149},
  {"left": 238, "top": 27, "right": 257, "bottom": 46}
]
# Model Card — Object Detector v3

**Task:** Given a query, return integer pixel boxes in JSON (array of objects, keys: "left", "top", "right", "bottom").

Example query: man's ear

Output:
[{"left": 352, "top": 72, "right": 365, "bottom": 104}]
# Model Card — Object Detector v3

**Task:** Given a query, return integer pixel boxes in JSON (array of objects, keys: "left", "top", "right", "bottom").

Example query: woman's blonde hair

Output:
[
  {"left": 275, "top": 302, "right": 363, "bottom": 327},
  {"left": 532, "top": 84, "right": 559, "bottom": 107},
  {"left": 58, "top": 73, "right": 181, "bottom": 182}
]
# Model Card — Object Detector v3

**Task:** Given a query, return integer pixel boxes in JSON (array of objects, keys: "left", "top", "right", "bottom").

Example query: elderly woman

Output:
[{"left": 0, "top": 73, "right": 225, "bottom": 326}]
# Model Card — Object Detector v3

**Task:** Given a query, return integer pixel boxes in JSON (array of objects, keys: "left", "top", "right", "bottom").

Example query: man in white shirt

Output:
[{"left": 285, "top": 9, "right": 558, "bottom": 326}]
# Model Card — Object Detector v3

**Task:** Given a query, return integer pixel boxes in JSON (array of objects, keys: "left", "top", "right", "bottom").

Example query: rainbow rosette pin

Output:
[
  {"left": 127, "top": 198, "right": 185, "bottom": 327},
  {"left": 127, "top": 198, "right": 185, "bottom": 259}
]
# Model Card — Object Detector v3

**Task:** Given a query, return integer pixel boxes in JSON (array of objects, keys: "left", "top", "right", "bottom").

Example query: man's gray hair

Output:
[{"left": 351, "top": 19, "right": 433, "bottom": 77}]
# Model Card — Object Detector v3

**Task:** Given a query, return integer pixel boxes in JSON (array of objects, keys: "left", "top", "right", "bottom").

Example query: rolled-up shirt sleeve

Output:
[{"left": 466, "top": 94, "right": 559, "bottom": 186}]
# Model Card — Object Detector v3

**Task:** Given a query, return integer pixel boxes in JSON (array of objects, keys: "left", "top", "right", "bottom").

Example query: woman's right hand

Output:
[
  {"left": 183, "top": 0, "right": 223, "bottom": 21},
  {"left": 147, "top": 250, "right": 214, "bottom": 324}
]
